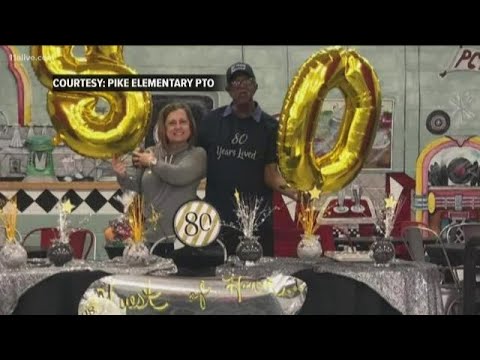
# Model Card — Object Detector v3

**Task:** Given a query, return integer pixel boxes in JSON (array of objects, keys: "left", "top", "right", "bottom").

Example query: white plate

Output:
[
  {"left": 333, "top": 206, "right": 349, "bottom": 214},
  {"left": 351, "top": 205, "right": 365, "bottom": 213}
]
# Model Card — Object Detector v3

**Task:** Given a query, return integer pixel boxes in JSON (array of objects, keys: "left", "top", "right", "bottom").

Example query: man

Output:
[{"left": 198, "top": 62, "right": 297, "bottom": 256}]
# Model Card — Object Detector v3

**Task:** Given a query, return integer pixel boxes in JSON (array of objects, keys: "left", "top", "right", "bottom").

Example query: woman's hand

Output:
[
  {"left": 131, "top": 147, "right": 144, "bottom": 168},
  {"left": 132, "top": 149, "right": 156, "bottom": 168},
  {"left": 112, "top": 155, "right": 127, "bottom": 176}
]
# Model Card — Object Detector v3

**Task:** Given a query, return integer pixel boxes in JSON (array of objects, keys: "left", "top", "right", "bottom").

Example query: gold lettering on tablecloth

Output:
[
  {"left": 95, "top": 281, "right": 169, "bottom": 312},
  {"left": 188, "top": 280, "right": 211, "bottom": 311},
  {"left": 222, "top": 276, "right": 274, "bottom": 303}
]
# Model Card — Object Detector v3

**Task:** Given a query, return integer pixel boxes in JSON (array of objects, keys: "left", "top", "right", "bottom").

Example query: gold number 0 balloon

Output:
[
  {"left": 278, "top": 47, "right": 381, "bottom": 193},
  {"left": 30, "top": 46, "right": 151, "bottom": 159}
]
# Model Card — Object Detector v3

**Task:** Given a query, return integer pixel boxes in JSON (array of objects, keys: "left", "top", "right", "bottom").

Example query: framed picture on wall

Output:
[
  {"left": 9, "top": 158, "right": 21, "bottom": 174},
  {"left": 313, "top": 98, "right": 395, "bottom": 170}
]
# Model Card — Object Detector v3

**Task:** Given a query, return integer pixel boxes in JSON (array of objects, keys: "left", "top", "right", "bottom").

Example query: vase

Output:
[
  {"left": 236, "top": 236, "right": 263, "bottom": 263},
  {"left": 297, "top": 234, "right": 322, "bottom": 260},
  {"left": 0, "top": 241, "right": 27, "bottom": 269},
  {"left": 370, "top": 237, "right": 395, "bottom": 266},
  {"left": 105, "top": 244, "right": 125, "bottom": 259},
  {"left": 122, "top": 241, "right": 150, "bottom": 266},
  {"left": 47, "top": 241, "right": 74, "bottom": 266}
]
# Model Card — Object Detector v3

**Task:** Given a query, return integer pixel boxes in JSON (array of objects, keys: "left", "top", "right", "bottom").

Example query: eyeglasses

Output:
[{"left": 230, "top": 78, "right": 256, "bottom": 88}]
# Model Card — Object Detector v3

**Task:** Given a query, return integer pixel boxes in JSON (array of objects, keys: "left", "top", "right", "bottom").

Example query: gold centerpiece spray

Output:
[
  {"left": 296, "top": 186, "right": 324, "bottom": 260},
  {"left": 0, "top": 197, "right": 27, "bottom": 268}
]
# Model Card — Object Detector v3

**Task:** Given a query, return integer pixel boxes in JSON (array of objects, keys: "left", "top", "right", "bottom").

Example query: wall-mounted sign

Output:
[{"left": 440, "top": 46, "right": 480, "bottom": 77}]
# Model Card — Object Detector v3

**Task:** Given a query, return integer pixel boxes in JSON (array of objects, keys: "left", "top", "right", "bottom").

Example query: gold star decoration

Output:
[
  {"left": 385, "top": 195, "right": 397, "bottom": 209},
  {"left": 62, "top": 199, "right": 75, "bottom": 214},
  {"left": 308, "top": 186, "right": 322, "bottom": 200}
]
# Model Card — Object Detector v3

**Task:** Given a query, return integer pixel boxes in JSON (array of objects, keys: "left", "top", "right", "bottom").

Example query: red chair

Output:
[{"left": 22, "top": 227, "right": 96, "bottom": 260}]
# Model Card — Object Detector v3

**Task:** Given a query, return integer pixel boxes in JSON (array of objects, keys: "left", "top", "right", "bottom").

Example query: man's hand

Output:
[
  {"left": 265, "top": 163, "right": 298, "bottom": 201},
  {"left": 277, "top": 183, "right": 300, "bottom": 202}
]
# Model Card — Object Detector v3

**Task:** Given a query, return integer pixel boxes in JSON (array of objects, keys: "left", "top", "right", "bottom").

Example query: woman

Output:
[{"left": 112, "top": 103, "right": 207, "bottom": 255}]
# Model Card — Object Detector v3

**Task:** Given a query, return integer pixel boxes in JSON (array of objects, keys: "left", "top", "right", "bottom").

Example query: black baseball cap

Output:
[{"left": 226, "top": 62, "right": 255, "bottom": 83}]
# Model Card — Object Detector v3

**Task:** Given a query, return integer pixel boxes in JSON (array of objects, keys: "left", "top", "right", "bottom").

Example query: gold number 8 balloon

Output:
[
  {"left": 30, "top": 46, "right": 152, "bottom": 159},
  {"left": 278, "top": 47, "right": 382, "bottom": 193}
]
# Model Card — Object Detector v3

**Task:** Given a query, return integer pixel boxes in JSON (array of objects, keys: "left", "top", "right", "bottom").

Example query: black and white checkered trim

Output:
[
  {"left": 0, "top": 189, "right": 125, "bottom": 214},
  {"left": 333, "top": 226, "right": 360, "bottom": 238}
]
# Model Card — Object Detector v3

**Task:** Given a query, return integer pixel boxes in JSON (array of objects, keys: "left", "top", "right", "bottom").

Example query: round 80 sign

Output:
[{"left": 173, "top": 200, "right": 221, "bottom": 247}]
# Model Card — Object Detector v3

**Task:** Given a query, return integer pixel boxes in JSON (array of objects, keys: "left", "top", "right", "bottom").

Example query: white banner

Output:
[{"left": 440, "top": 47, "right": 480, "bottom": 77}]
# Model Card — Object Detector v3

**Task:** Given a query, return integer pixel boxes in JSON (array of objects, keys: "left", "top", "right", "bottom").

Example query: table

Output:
[
  {"left": 314, "top": 260, "right": 443, "bottom": 315},
  {"left": 78, "top": 273, "right": 307, "bottom": 315},
  {"left": 0, "top": 257, "right": 177, "bottom": 315},
  {"left": 217, "top": 256, "right": 444, "bottom": 315},
  {"left": 216, "top": 256, "right": 328, "bottom": 278},
  {"left": 335, "top": 236, "right": 437, "bottom": 245},
  {"left": 10, "top": 263, "right": 307, "bottom": 315},
  {"left": 5, "top": 256, "right": 445, "bottom": 315}
]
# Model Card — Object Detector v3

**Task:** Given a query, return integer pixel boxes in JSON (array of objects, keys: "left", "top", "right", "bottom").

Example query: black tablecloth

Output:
[
  {"left": 293, "top": 270, "right": 401, "bottom": 315},
  {"left": 12, "top": 271, "right": 109, "bottom": 315}
]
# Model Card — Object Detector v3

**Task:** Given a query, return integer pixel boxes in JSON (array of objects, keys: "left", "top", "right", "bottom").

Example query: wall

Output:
[{"left": 1, "top": 45, "right": 479, "bottom": 258}]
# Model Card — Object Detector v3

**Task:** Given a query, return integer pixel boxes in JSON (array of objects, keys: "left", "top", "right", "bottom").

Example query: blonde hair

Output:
[{"left": 156, "top": 103, "right": 197, "bottom": 149}]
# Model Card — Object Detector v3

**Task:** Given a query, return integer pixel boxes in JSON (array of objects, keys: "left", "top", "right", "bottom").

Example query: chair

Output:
[
  {"left": 445, "top": 222, "right": 480, "bottom": 244},
  {"left": 22, "top": 227, "right": 96, "bottom": 260},
  {"left": 401, "top": 226, "right": 427, "bottom": 262},
  {"left": 463, "top": 236, "right": 480, "bottom": 314},
  {"left": 390, "top": 221, "right": 421, "bottom": 260},
  {"left": 399, "top": 221, "right": 435, "bottom": 262},
  {"left": 438, "top": 222, "right": 480, "bottom": 284},
  {"left": 447, "top": 222, "right": 480, "bottom": 314},
  {"left": 401, "top": 225, "right": 459, "bottom": 281},
  {"left": 400, "top": 224, "right": 462, "bottom": 314}
]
